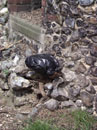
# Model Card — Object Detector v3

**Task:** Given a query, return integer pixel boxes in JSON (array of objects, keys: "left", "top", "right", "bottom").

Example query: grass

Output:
[
  {"left": 3, "top": 69, "right": 10, "bottom": 76},
  {"left": 23, "top": 120, "right": 59, "bottom": 130},
  {"left": 72, "top": 109, "right": 97, "bottom": 130},
  {"left": 23, "top": 110, "right": 97, "bottom": 130}
]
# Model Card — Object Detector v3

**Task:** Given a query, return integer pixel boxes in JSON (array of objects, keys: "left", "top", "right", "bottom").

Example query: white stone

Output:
[
  {"left": 9, "top": 73, "right": 30, "bottom": 90},
  {"left": 0, "top": 7, "right": 8, "bottom": 15}
]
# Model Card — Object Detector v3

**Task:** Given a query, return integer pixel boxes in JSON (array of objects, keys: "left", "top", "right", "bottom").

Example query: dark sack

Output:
[{"left": 25, "top": 54, "right": 61, "bottom": 76}]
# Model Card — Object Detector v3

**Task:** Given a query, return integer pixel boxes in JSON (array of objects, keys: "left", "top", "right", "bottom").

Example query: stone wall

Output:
[
  {"left": 41, "top": 0, "right": 97, "bottom": 115},
  {"left": 31, "top": 0, "right": 41, "bottom": 9}
]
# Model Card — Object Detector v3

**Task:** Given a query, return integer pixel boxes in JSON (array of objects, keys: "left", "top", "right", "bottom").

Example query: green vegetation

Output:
[
  {"left": 3, "top": 69, "right": 9, "bottom": 76},
  {"left": 23, "top": 110, "right": 97, "bottom": 130},
  {"left": 23, "top": 120, "right": 59, "bottom": 130},
  {"left": 72, "top": 109, "right": 96, "bottom": 130}
]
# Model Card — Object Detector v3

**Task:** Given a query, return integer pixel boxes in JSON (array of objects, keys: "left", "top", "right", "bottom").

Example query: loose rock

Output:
[
  {"left": 8, "top": 73, "right": 30, "bottom": 90},
  {"left": 44, "top": 99, "right": 59, "bottom": 111},
  {"left": 80, "top": 91, "right": 94, "bottom": 107}
]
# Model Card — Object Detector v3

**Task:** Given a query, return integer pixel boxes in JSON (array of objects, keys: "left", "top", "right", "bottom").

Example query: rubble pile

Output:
[
  {"left": 0, "top": 1, "right": 97, "bottom": 128},
  {"left": 41, "top": 0, "right": 97, "bottom": 115}
]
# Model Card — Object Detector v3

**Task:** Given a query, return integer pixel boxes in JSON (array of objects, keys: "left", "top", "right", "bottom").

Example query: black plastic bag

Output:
[{"left": 25, "top": 54, "right": 61, "bottom": 77}]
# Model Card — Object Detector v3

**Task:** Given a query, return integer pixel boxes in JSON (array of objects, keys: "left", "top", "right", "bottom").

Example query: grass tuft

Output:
[
  {"left": 23, "top": 120, "right": 59, "bottom": 130},
  {"left": 72, "top": 109, "right": 96, "bottom": 130}
]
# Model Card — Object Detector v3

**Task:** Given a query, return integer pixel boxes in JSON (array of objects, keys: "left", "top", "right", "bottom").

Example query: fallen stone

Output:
[
  {"left": 62, "top": 69, "right": 77, "bottom": 82},
  {"left": 71, "top": 52, "right": 81, "bottom": 61},
  {"left": 76, "top": 74, "right": 89, "bottom": 88},
  {"left": 14, "top": 97, "right": 27, "bottom": 107},
  {"left": 94, "top": 94, "right": 97, "bottom": 113},
  {"left": 44, "top": 83, "right": 53, "bottom": 90},
  {"left": 13, "top": 55, "right": 20, "bottom": 66},
  {"left": 2, "top": 83, "right": 9, "bottom": 90},
  {"left": 44, "top": 83, "right": 53, "bottom": 96},
  {"left": 25, "top": 48, "right": 33, "bottom": 57},
  {"left": 85, "top": 56, "right": 96, "bottom": 66},
  {"left": 80, "top": 91, "right": 94, "bottom": 107},
  {"left": 65, "top": 18, "right": 75, "bottom": 29},
  {"left": 86, "top": 86, "right": 96, "bottom": 94},
  {"left": 91, "top": 36, "right": 97, "bottom": 43},
  {"left": 44, "top": 99, "right": 59, "bottom": 111},
  {"left": 78, "top": 0, "right": 94, "bottom": 6},
  {"left": 0, "top": 14, "right": 8, "bottom": 25},
  {"left": 0, "top": 7, "right": 8, "bottom": 15},
  {"left": 76, "top": 100, "right": 83, "bottom": 107},
  {"left": 52, "top": 77, "right": 64, "bottom": 88},
  {"left": 28, "top": 104, "right": 43, "bottom": 119},
  {"left": 90, "top": 77, "right": 97, "bottom": 85},
  {"left": 90, "top": 67, "right": 97, "bottom": 77},
  {"left": 8, "top": 73, "right": 30, "bottom": 90},
  {"left": 60, "top": 100, "right": 75, "bottom": 108},
  {"left": 90, "top": 45, "right": 97, "bottom": 57},
  {"left": 76, "top": 62, "right": 87, "bottom": 74},
  {"left": 70, "top": 30, "right": 80, "bottom": 42},
  {"left": 51, "top": 87, "right": 69, "bottom": 101},
  {"left": 0, "top": 60, "right": 13, "bottom": 70},
  {"left": 10, "top": 58, "right": 27, "bottom": 73}
]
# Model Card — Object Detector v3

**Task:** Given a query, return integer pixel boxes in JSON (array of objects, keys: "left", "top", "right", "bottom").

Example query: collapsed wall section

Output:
[{"left": 41, "top": 0, "right": 97, "bottom": 115}]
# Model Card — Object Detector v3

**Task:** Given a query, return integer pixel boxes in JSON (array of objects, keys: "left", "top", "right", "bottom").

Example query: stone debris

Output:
[
  {"left": 8, "top": 73, "right": 30, "bottom": 90},
  {"left": 44, "top": 99, "right": 59, "bottom": 111},
  {"left": 0, "top": 1, "right": 97, "bottom": 129}
]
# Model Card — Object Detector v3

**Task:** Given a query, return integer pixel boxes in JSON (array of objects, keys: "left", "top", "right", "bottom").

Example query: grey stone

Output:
[
  {"left": 44, "top": 83, "right": 53, "bottom": 90},
  {"left": 76, "top": 100, "right": 83, "bottom": 107},
  {"left": 63, "top": 47, "right": 72, "bottom": 58},
  {"left": 51, "top": 87, "right": 69, "bottom": 101},
  {"left": 10, "top": 58, "right": 27, "bottom": 73},
  {"left": 12, "top": 55, "right": 20, "bottom": 66},
  {"left": 85, "top": 56, "right": 96, "bottom": 66},
  {"left": 90, "top": 67, "right": 97, "bottom": 77},
  {"left": 0, "top": 78, "right": 5, "bottom": 89},
  {"left": 90, "top": 77, "right": 97, "bottom": 85},
  {"left": 62, "top": 68, "right": 77, "bottom": 82},
  {"left": 68, "top": 87, "right": 80, "bottom": 98},
  {"left": 60, "top": 100, "right": 75, "bottom": 108},
  {"left": 0, "top": 60, "right": 13, "bottom": 70},
  {"left": 2, "top": 83, "right": 9, "bottom": 90},
  {"left": 70, "top": 30, "right": 80, "bottom": 42},
  {"left": 65, "top": 18, "right": 75, "bottom": 29},
  {"left": 91, "top": 36, "right": 97, "bottom": 43},
  {"left": 80, "top": 91, "right": 94, "bottom": 107},
  {"left": 76, "top": 75, "right": 89, "bottom": 88},
  {"left": 76, "top": 62, "right": 87, "bottom": 74},
  {"left": 0, "top": 7, "right": 8, "bottom": 15},
  {"left": 15, "top": 114, "right": 26, "bottom": 121},
  {"left": 0, "top": 15, "right": 8, "bottom": 25},
  {"left": 71, "top": 52, "right": 81, "bottom": 61},
  {"left": 14, "top": 97, "right": 27, "bottom": 107},
  {"left": 44, "top": 83, "right": 53, "bottom": 96},
  {"left": 90, "top": 45, "right": 97, "bottom": 57},
  {"left": 28, "top": 104, "right": 43, "bottom": 118},
  {"left": 25, "top": 48, "right": 33, "bottom": 57},
  {"left": 78, "top": 0, "right": 95, "bottom": 6},
  {"left": 94, "top": 95, "right": 97, "bottom": 113},
  {"left": 44, "top": 99, "right": 59, "bottom": 111},
  {"left": 8, "top": 73, "right": 30, "bottom": 90},
  {"left": 64, "top": 60, "right": 75, "bottom": 68},
  {"left": 86, "top": 86, "right": 96, "bottom": 94},
  {"left": 52, "top": 77, "right": 64, "bottom": 88}
]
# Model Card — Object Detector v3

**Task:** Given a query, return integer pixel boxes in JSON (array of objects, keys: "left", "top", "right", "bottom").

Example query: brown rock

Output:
[
  {"left": 90, "top": 77, "right": 97, "bottom": 85},
  {"left": 76, "top": 62, "right": 87, "bottom": 74},
  {"left": 80, "top": 91, "right": 94, "bottom": 107},
  {"left": 90, "top": 45, "right": 97, "bottom": 57}
]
